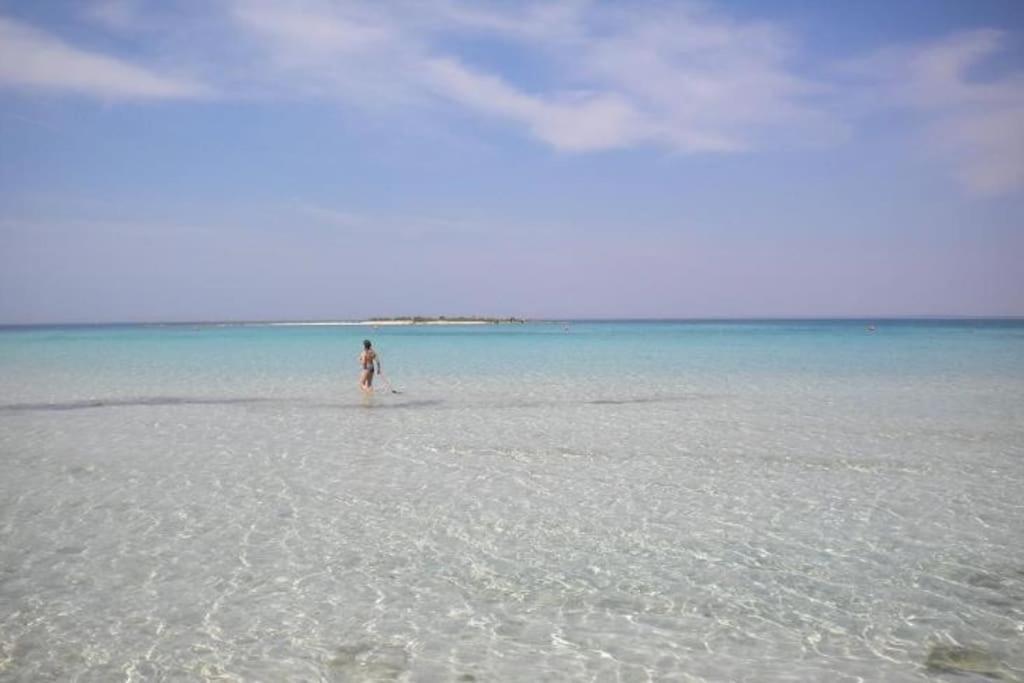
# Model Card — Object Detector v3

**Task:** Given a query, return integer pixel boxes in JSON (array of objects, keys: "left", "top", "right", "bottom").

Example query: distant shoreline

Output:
[
  {"left": 269, "top": 320, "right": 488, "bottom": 327},
  {"left": 2, "top": 316, "right": 1023, "bottom": 329},
  {"left": 269, "top": 316, "right": 526, "bottom": 327}
]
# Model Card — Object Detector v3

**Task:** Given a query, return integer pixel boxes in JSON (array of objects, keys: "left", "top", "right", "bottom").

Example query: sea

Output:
[{"left": 0, "top": 320, "right": 1022, "bottom": 682}]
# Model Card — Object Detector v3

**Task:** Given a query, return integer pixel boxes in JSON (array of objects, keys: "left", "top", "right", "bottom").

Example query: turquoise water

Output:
[{"left": 1, "top": 321, "right": 1022, "bottom": 680}]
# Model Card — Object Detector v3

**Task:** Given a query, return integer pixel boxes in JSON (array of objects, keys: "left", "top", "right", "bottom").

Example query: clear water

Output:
[{"left": 1, "top": 321, "right": 1022, "bottom": 681}]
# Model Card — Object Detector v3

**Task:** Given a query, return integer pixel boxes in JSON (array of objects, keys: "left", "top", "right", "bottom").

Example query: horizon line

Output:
[{"left": 2, "top": 314, "right": 1024, "bottom": 328}]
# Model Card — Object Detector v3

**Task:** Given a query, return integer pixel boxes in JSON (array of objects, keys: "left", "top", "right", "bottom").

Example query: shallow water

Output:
[{"left": 1, "top": 321, "right": 1022, "bottom": 681}]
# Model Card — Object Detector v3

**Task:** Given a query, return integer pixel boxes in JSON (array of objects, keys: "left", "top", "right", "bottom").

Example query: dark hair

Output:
[{"left": 363, "top": 340, "right": 372, "bottom": 349}]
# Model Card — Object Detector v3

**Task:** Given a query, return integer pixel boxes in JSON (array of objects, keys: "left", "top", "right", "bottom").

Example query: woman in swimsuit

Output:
[{"left": 359, "top": 339, "right": 380, "bottom": 392}]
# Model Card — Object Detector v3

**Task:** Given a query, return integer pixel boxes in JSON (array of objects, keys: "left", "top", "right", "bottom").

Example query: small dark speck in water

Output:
[
  {"left": 587, "top": 394, "right": 714, "bottom": 406},
  {"left": 925, "top": 644, "right": 1006, "bottom": 679},
  {"left": 328, "top": 642, "right": 372, "bottom": 668},
  {"left": 56, "top": 546, "right": 85, "bottom": 555},
  {"left": 967, "top": 573, "right": 1005, "bottom": 591},
  {"left": 0, "top": 396, "right": 276, "bottom": 413}
]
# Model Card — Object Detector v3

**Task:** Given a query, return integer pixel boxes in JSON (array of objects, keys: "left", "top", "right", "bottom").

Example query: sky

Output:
[{"left": 0, "top": 0, "right": 1022, "bottom": 322}]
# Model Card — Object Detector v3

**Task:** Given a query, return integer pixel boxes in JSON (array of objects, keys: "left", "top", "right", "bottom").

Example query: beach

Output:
[{"left": 0, "top": 320, "right": 1022, "bottom": 681}]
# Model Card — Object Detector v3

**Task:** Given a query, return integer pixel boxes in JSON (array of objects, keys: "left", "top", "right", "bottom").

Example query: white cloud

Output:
[
  {"left": 842, "top": 29, "right": 1024, "bottom": 196},
  {"left": 3, "top": 2, "right": 1021, "bottom": 196},
  {"left": 424, "top": 57, "right": 648, "bottom": 151},
  {"left": 0, "top": 15, "right": 208, "bottom": 99},
  {"left": 569, "top": 5, "right": 830, "bottom": 151},
  {"left": 427, "top": 0, "right": 588, "bottom": 43},
  {"left": 224, "top": 0, "right": 832, "bottom": 153},
  {"left": 232, "top": 3, "right": 395, "bottom": 60},
  {"left": 224, "top": 1, "right": 424, "bottom": 105},
  {"left": 220, "top": 3, "right": 1021, "bottom": 193},
  {"left": 84, "top": 0, "right": 142, "bottom": 32},
  {"left": 932, "top": 102, "right": 1024, "bottom": 196}
]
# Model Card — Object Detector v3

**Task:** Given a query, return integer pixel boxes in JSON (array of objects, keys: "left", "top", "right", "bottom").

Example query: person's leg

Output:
[{"left": 360, "top": 369, "right": 371, "bottom": 391}]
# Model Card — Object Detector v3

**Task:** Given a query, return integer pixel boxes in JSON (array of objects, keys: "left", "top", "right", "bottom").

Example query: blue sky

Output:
[{"left": 1, "top": 0, "right": 1022, "bottom": 322}]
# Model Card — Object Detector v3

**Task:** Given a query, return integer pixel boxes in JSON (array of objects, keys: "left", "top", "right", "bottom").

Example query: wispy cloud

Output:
[
  {"left": 83, "top": 0, "right": 142, "bottom": 32},
  {"left": 423, "top": 57, "right": 648, "bottom": 151},
  {"left": 224, "top": 0, "right": 833, "bottom": 152},
  {"left": 294, "top": 202, "right": 480, "bottom": 241},
  {"left": 434, "top": 2, "right": 835, "bottom": 151},
  {"left": 221, "top": 3, "right": 1024, "bottom": 193},
  {"left": 842, "top": 29, "right": 1024, "bottom": 196},
  {"left": 0, "top": 15, "right": 208, "bottom": 99},
  {"left": 2, "top": 2, "right": 1022, "bottom": 196}
]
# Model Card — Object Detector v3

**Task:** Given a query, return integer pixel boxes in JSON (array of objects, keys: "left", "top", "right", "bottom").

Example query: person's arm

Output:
[{"left": 376, "top": 354, "right": 382, "bottom": 374}]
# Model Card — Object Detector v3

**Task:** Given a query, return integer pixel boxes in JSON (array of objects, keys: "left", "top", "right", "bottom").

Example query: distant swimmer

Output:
[
  {"left": 359, "top": 339, "right": 381, "bottom": 392},
  {"left": 867, "top": 324, "right": 877, "bottom": 333}
]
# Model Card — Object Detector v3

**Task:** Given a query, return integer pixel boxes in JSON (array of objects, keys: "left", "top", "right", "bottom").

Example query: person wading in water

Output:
[{"left": 359, "top": 339, "right": 381, "bottom": 392}]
